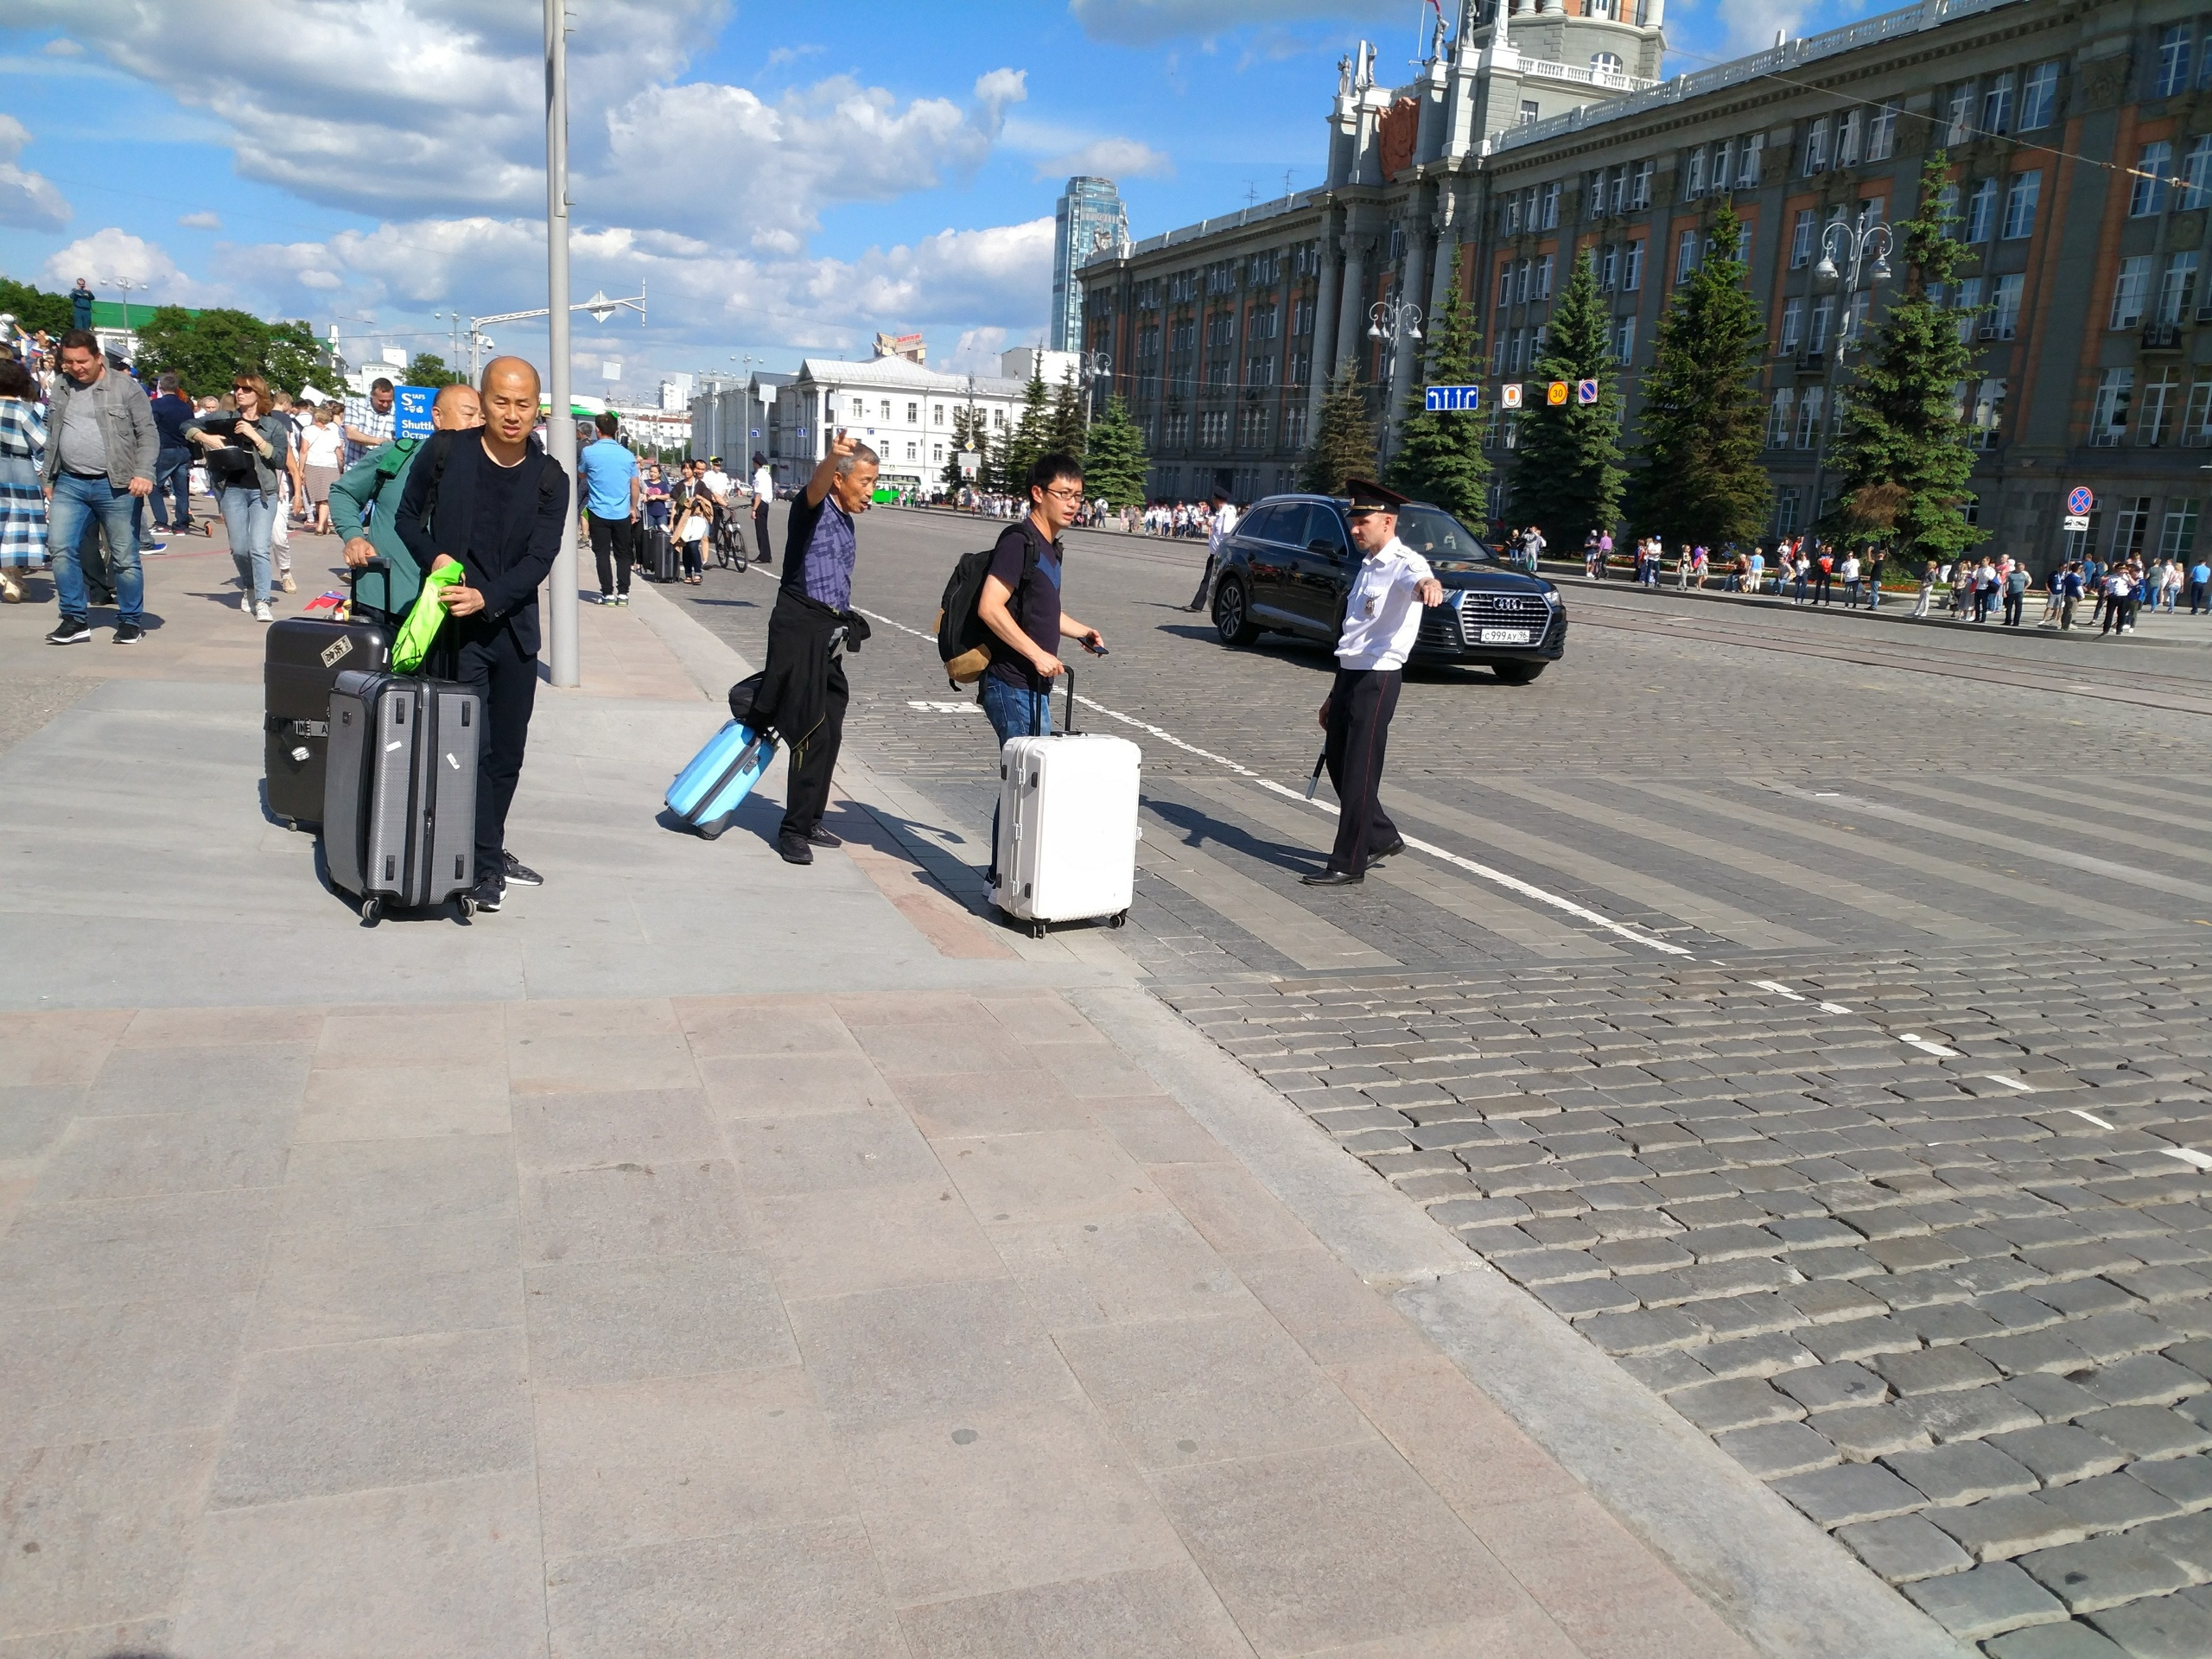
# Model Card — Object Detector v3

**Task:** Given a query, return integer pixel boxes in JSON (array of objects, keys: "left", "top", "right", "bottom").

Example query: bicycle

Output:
[{"left": 713, "top": 513, "right": 749, "bottom": 572}]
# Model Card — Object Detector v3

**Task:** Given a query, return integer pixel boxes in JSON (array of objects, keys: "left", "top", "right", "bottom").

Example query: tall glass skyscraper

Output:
[{"left": 1051, "top": 176, "right": 1127, "bottom": 353}]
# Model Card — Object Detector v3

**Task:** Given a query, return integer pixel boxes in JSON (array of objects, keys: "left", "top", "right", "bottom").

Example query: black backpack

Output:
[{"left": 936, "top": 531, "right": 1036, "bottom": 688}]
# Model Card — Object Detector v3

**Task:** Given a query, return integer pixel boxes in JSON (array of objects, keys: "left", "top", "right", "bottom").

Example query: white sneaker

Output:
[
  {"left": 254, "top": 601, "right": 273, "bottom": 623},
  {"left": 240, "top": 589, "right": 254, "bottom": 613}
]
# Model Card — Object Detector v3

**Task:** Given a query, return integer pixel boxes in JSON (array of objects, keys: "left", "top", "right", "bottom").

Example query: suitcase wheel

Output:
[
  {"left": 1110, "top": 910, "right": 1128, "bottom": 928},
  {"left": 360, "top": 896, "right": 384, "bottom": 927},
  {"left": 457, "top": 893, "right": 476, "bottom": 920},
  {"left": 1031, "top": 921, "right": 1048, "bottom": 939}
]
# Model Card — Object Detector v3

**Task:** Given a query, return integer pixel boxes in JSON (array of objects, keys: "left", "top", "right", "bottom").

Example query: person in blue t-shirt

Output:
[{"left": 576, "top": 411, "right": 640, "bottom": 606}]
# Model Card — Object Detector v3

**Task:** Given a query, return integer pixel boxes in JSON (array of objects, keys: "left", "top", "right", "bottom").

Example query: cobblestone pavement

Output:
[{"left": 676, "top": 506, "right": 2212, "bottom": 1652}]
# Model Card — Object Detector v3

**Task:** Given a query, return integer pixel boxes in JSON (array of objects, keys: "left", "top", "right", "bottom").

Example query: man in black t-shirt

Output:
[{"left": 974, "top": 450, "right": 1106, "bottom": 887}]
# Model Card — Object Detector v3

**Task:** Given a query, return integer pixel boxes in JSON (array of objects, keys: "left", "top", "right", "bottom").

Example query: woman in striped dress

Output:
[{"left": 0, "top": 356, "right": 47, "bottom": 604}]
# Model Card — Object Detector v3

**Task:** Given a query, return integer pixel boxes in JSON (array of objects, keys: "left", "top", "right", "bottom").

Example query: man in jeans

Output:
[
  {"left": 149, "top": 372, "right": 195, "bottom": 537},
  {"left": 976, "top": 451, "right": 1107, "bottom": 890},
  {"left": 576, "top": 411, "right": 640, "bottom": 605},
  {"left": 41, "top": 329, "right": 156, "bottom": 645}
]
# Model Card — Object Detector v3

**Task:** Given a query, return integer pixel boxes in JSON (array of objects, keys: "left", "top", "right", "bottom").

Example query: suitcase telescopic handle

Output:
[{"left": 1061, "top": 666, "right": 1077, "bottom": 735}]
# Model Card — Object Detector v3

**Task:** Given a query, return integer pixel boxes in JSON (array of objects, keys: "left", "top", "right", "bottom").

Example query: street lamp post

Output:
[
  {"left": 1803, "top": 209, "right": 1894, "bottom": 553},
  {"left": 1077, "top": 349, "right": 1112, "bottom": 430},
  {"left": 1367, "top": 299, "right": 1422, "bottom": 459},
  {"left": 544, "top": 0, "right": 578, "bottom": 689},
  {"left": 101, "top": 276, "right": 149, "bottom": 335}
]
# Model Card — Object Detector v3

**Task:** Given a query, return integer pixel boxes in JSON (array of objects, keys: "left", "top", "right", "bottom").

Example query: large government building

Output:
[{"left": 1077, "top": 0, "right": 2208, "bottom": 569}]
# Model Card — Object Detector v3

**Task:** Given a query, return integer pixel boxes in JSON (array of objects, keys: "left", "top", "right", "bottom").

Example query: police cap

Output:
[{"left": 1344, "top": 478, "right": 1410, "bottom": 516}]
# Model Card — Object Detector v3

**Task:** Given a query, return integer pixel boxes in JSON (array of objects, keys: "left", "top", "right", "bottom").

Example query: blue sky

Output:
[{"left": 0, "top": 0, "right": 1871, "bottom": 394}]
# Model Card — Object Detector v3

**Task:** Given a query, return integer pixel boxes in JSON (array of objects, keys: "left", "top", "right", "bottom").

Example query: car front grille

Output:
[{"left": 1458, "top": 590, "right": 1550, "bottom": 623}]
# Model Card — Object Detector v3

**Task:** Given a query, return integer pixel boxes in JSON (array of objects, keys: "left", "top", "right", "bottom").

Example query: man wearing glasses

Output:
[{"left": 973, "top": 452, "right": 1106, "bottom": 887}]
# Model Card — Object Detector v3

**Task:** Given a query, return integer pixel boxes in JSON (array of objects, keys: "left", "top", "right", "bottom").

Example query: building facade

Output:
[
  {"left": 745, "top": 355, "right": 1034, "bottom": 493},
  {"left": 1052, "top": 177, "right": 1128, "bottom": 353},
  {"left": 1079, "top": 0, "right": 2212, "bottom": 570}
]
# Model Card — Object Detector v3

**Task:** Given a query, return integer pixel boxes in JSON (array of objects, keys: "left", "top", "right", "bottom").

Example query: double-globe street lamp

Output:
[
  {"left": 1804, "top": 207, "right": 1894, "bottom": 552},
  {"left": 1368, "top": 299, "right": 1422, "bottom": 459}
]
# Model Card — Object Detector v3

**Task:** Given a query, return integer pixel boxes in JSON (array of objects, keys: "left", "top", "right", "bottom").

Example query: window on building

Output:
[
  {"left": 1777, "top": 486, "right": 1801, "bottom": 533},
  {"left": 1613, "top": 316, "right": 1636, "bottom": 363},
  {"left": 1609, "top": 164, "right": 1628, "bottom": 213},
  {"left": 2190, "top": 383, "right": 2212, "bottom": 445},
  {"left": 1519, "top": 100, "right": 1540, "bottom": 125},
  {"left": 1592, "top": 51, "right": 1623, "bottom": 74},
  {"left": 1738, "top": 134, "right": 1764, "bottom": 188},
  {"left": 2021, "top": 60, "right": 2059, "bottom": 128},
  {"left": 1768, "top": 389, "right": 1794, "bottom": 446},
  {"left": 2141, "top": 370, "right": 2182, "bottom": 445},
  {"left": 1796, "top": 386, "right": 1824, "bottom": 448},
  {"left": 1284, "top": 406, "right": 1308, "bottom": 448},
  {"left": 1502, "top": 197, "right": 1522, "bottom": 237},
  {"left": 1803, "top": 119, "right": 1829, "bottom": 175},
  {"left": 931, "top": 404, "right": 945, "bottom": 424},
  {"left": 2093, "top": 367, "right": 2135, "bottom": 445},
  {"left": 1790, "top": 209, "right": 1815, "bottom": 269},
  {"left": 1631, "top": 159, "right": 1655, "bottom": 207},
  {"left": 1981, "top": 73, "right": 2015, "bottom": 136},
  {"left": 1245, "top": 355, "right": 1276, "bottom": 387},
  {"left": 1782, "top": 296, "right": 1805, "bottom": 351},
  {"left": 931, "top": 442, "right": 944, "bottom": 462},
  {"left": 1969, "top": 378, "right": 2006, "bottom": 448},
  {"left": 994, "top": 408, "right": 1007, "bottom": 429},
  {"left": 2133, "top": 143, "right": 2174, "bottom": 218},
  {"left": 1597, "top": 244, "right": 1618, "bottom": 290},
  {"left": 1868, "top": 104, "right": 1899, "bottom": 160},
  {"left": 879, "top": 399, "right": 892, "bottom": 420},
  {"left": 1837, "top": 112, "right": 1862, "bottom": 168},
  {"left": 2113, "top": 255, "right": 2153, "bottom": 327},
  {"left": 1810, "top": 296, "right": 1834, "bottom": 351},
  {"left": 2002, "top": 171, "right": 2041, "bottom": 238},
  {"left": 1587, "top": 168, "right": 1607, "bottom": 217},
  {"left": 1676, "top": 229, "right": 1699, "bottom": 283},
  {"left": 2158, "top": 24, "right": 2194, "bottom": 98},
  {"left": 1715, "top": 138, "right": 1735, "bottom": 190},
  {"left": 2162, "top": 252, "right": 2202, "bottom": 325},
  {"left": 1993, "top": 272, "right": 2024, "bottom": 339},
  {"left": 1497, "top": 264, "right": 1514, "bottom": 308},
  {"left": 1687, "top": 146, "right": 1707, "bottom": 198},
  {"left": 1516, "top": 259, "right": 1533, "bottom": 304},
  {"left": 1738, "top": 221, "right": 1754, "bottom": 272},
  {"left": 1535, "top": 253, "right": 1554, "bottom": 299},
  {"left": 1935, "top": 182, "right": 1961, "bottom": 237},
  {"left": 1965, "top": 179, "right": 1998, "bottom": 242},
  {"left": 1540, "top": 182, "right": 1560, "bottom": 228},
  {"left": 1952, "top": 277, "right": 1983, "bottom": 345},
  {"left": 1623, "top": 239, "right": 1643, "bottom": 291},
  {"left": 1290, "top": 350, "right": 1311, "bottom": 385},
  {"left": 904, "top": 442, "right": 918, "bottom": 461},
  {"left": 2180, "top": 137, "right": 2212, "bottom": 210},
  {"left": 1945, "top": 82, "right": 1975, "bottom": 144},
  {"left": 906, "top": 401, "right": 918, "bottom": 423},
  {"left": 2113, "top": 495, "right": 2152, "bottom": 559},
  {"left": 1847, "top": 289, "right": 1872, "bottom": 347},
  {"left": 2161, "top": 499, "right": 2200, "bottom": 558}
]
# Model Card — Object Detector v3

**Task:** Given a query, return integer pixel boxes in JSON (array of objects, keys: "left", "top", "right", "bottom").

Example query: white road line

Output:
[
  {"left": 1897, "top": 1033, "right": 1960, "bottom": 1057},
  {"left": 2069, "top": 1108, "right": 2116, "bottom": 1130},
  {"left": 1751, "top": 980, "right": 1808, "bottom": 1001},
  {"left": 2164, "top": 1147, "right": 2212, "bottom": 1172},
  {"left": 1817, "top": 1001, "right": 1853, "bottom": 1015},
  {"left": 846, "top": 601, "right": 1689, "bottom": 957},
  {"left": 1981, "top": 1074, "right": 2033, "bottom": 1093}
]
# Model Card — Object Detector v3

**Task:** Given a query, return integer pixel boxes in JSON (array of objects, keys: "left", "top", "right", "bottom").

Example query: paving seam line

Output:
[{"left": 1067, "top": 981, "right": 1973, "bottom": 1659}]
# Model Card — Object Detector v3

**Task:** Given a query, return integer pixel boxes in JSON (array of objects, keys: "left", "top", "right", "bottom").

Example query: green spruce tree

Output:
[
  {"left": 1082, "top": 395, "right": 1149, "bottom": 506},
  {"left": 941, "top": 406, "right": 978, "bottom": 496},
  {"left": 1626, "top": 203, "right": 1771, "bottom": 552},
  {"left": 1829, "top": 153, "right": 1986, "bottom": 569},
  {"left": 1045, "top": 365, "right": 1088, "bottom": 463},
  {"left": 1385, "top": 266, "right": 1491, "bottom": 529},
  {"left": 1300, "top": 366, "right": 1377, "bottom": 495},
  {"left": 1509, "top": 250, "right": 1624, "bottom": 548},
  {"left": 998, "top": 371, "right": 1050, "bottom": 495}
]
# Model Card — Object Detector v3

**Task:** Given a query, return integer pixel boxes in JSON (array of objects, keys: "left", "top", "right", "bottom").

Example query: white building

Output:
[
  {"left": 998, "top": 346, "right": 1081, "bottom": 389},
  {"left": 764, "top": 357, "right": 1031, "bottom": 494},
  {"left": 658, "top": 373, "right": 694, "bottom": 413},
  {"left": 690, "top": 372, "right": 789, "bottom": 467}
]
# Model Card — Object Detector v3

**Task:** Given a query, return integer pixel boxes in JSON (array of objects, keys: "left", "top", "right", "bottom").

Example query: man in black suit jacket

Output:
[{"left": 394, "top": 355, "right": 569, "bottom": 914}]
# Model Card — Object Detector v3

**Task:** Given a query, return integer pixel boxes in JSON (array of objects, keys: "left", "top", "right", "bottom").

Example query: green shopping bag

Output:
[{"left": 391, "top": 562, "right": 463, "bottom": 674}]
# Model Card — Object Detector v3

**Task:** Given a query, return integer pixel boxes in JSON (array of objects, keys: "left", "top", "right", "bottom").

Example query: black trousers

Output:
[
  {"left": 780, "top": 653, "right": 847, "bottom": 840},
  {"left": 1323, "top": 666, "right": 1402, "bottom": 874},
  {"left": 753, "top": 500, "right": 772, "bottom": 564},
  {"left": 454, "top": 623, "right": 537, "bottom": 880},
  {"left": 589, "top": 515, "right": 634, "bottom": 595},
  {"left": 2003, "top": 593, "right": 2024, "bottom": 626}
]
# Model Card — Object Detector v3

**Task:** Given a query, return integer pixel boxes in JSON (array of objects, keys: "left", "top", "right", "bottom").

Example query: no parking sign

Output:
[{"left": 2066, "top": 486, "right": 2094, "bottom": 516}]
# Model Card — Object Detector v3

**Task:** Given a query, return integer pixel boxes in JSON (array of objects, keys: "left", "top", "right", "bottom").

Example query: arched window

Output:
[{"left": 1592, "top": 51, "right": 1624, "bottom": 76}]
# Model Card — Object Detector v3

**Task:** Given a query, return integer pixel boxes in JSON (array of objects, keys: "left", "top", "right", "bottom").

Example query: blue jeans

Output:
[
  {"left": 980, "top": 673, "right": 1052, "bottom": 880},
  {"left": 152, "top": 446, "right": 193, "bottom": 530},
  {"left": 47, "top": 473, "right": 143, "bottom": 624},
  {"left": 217, "top": 486, "right": 274, "bottom": 604}
]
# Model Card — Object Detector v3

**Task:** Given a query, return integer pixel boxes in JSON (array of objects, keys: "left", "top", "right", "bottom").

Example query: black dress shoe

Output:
[
  {"left": 1300, "top": 869, "right": 1363, "bottom": 887},
  {"left": 805, "top": 826, "right": 842, "bottom": 848},
  {"left": 1370, "top": 839, "right": 1407, "bottom": 861},
  {"left": 776, "top": 833, "right": 814, "bottom": 866}
]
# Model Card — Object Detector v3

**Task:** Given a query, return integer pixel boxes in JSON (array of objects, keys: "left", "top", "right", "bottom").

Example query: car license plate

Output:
[{"left": 1479, "top": 626, "right": 1531, "bottom": 645}]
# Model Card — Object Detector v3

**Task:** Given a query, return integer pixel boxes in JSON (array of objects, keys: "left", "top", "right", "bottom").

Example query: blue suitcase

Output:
[{"left": 666, "top": 720, "right": 778, "bottom": 839}]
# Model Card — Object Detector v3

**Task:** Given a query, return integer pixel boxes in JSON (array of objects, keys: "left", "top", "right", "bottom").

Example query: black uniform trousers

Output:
[
  {"left": 780, "top": 654, "right": 847, "bottom": 840},
  {"left": 1323, "top": 666, "right": 1402, "bottom": 874},
  {"left": 454, "top": 621, "right": 537, "bottom": 882},
  {"left": 753, "top": 499, "right": 772, "bottom": 565}
]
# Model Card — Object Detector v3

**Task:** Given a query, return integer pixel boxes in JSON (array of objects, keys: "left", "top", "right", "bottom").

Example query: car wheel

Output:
[
  {"left": 1214, "top": 578, "right": 1260, "bottom": 645},
  {"left": 1492, "top": 660, "right": 1546, "bottom": 684}
]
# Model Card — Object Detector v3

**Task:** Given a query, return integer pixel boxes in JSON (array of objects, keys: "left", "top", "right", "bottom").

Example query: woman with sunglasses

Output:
[{"left": 185, "top": 372, "right": 293, "bottom": 620}]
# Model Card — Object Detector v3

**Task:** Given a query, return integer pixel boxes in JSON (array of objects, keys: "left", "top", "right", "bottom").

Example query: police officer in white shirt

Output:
[
  {"left": 750, "top": 451, "right": 775, "bottom": 568},
  {"left": 1303, "top": 479, "right": 1444, "bottom": 887},
  {"left": 1185, "top": 483, "right": 1239, "bottom": 611}
]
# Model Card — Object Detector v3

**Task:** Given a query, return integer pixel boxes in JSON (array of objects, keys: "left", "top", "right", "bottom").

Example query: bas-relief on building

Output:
[{"left": 1080, "top": 0, "right": 2212, "bottom": 567}]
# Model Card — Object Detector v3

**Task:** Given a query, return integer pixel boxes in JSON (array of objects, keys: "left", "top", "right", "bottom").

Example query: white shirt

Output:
[
  {"left": 1208, "top": 502, "right": 1237, "bottom": 553},
  {"left": 752, "top": 464, "right": 772, "bottom": 501},
  {"left": 702, "top": 467, "right": 731, "bottom": 501},
  {"left": 1335, "top": 537, "right": 1437, "bottom": 671}
]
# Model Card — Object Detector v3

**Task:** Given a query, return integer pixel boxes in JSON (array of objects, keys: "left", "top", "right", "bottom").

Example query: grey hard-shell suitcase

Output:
[{"left": 323, "top": 669, "right": 482, "bottom": 924}]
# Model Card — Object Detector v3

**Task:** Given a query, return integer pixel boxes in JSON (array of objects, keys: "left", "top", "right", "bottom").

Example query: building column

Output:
[
  {"left": 1332, "top": 232, "right": 1371, "bottom": 391},
  {"left": 1306, "top": 215, "right": 1345, "bottom": 439},
  {"left": 1386, "top": 226, "right": 1433, "bottom": 453}
]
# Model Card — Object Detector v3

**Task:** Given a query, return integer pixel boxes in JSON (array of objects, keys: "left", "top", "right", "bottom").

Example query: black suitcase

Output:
[
  {"left": 264, "top": 562, "right": 397, "bottom": 830},
  {"left": 651, "top": 528, "right": 679, "bottom": 583},
  {"left": 323, "top": 669, "right": 482, "bottom": 925}
]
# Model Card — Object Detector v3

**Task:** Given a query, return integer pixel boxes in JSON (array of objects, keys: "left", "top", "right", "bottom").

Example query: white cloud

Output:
[
  {"left": 41, "top": 228, "right": 192, "bottom": 298},
  {"left": 1041, "top": 137, "right": 1173, "bottom": 181},
  {"left": 941, "top": 326, "right": 1009, "bottom": 375},
  {"left": 0, "top": 114, "right": 69, "bottom": 230},
  {"left": 1067, "top": 0, "right": 1396, "bottom": 46},
  {"left": 178, "top": 210, "right": 222, "bottom": 230},
  {"left": 42, "top": 35, "right": 82, "bottom": 54}
]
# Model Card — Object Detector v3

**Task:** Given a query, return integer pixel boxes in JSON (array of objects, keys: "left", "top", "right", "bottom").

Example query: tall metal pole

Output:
[{"left": 543, "top": 0, "right": 579, "bottom": 689}]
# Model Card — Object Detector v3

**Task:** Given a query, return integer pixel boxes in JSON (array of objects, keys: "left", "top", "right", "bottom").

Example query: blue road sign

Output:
[
  {"left": 1575, "top": 378, "right": 1599, "bottom": 405},
  {"left": 394, "top": 385, "right": 434, "bottom": 442},
  {"left": 1424, "top": 385, "right": 1482, "bottom": 411},
  {"left": 2066, "top": 486, "right": 2094, "bottom": 516}
]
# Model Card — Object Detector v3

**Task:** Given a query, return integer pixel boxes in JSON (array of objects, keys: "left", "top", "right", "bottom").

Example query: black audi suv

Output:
[{"left": 1205, "top": 494, "right": 1566, "bottom": 682}]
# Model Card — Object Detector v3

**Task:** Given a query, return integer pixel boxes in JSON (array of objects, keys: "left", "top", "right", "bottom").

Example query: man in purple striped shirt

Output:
[{"left": 756, "top": 429, "right": 879, "bottom": 864}]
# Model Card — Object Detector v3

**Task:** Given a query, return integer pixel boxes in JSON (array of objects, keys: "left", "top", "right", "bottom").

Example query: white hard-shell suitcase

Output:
[{"left": 992, "top": 671, "right": 1141, "bottom": 938}]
